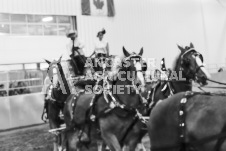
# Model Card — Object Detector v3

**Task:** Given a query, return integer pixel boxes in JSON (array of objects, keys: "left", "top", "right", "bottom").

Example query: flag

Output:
[{"left": 82, "top": 0, "right": 115, "bottom": 17}]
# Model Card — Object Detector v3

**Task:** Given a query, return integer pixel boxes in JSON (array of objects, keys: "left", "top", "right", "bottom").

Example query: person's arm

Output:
[
  {"left": 66, "top": 41, "right": 74, "bottom": 56},
  {"left": 106, "top": 42, "right": 109, "bottom": 57},
  {"left": 78, "top": 38, "right": 85, "bottom": 49},
  {"left": 75, "top": 38, "right": 85, "bottom": 55},
  {"left": 90, "top": 51, "right": 95, "bottom": 58}
]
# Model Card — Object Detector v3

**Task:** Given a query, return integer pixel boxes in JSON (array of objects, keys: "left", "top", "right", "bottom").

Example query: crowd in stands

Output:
[
  {"left": 0, "top": 84, "right": 7, "bottom": 97},
  {"left": 0, "top": 81, "right": 31, "bottom": 97}
]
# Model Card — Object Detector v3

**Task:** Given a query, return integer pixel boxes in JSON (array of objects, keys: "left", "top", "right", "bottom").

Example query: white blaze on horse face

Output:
[
  {"left": 52, "top": 67, "right": 59, "bottom": 86},
  {"left": 53, "top": 67, "right": 57, "bottom": 74},
  {"left": 135, "top": 61, "right": 142, "bottom": 71},
  {"left": 111, "top": 56, "right": 121, "bottom": 73},
  {"left": 135, "top": 62, "right": 145, "bottom": 87},
  {"left": 102, "top": 62, "right": 106, "bottom": 69},
  {"left": 195, "top": 56, "right": 211, "bottom": 79},
  {"left": 52, "top": 74, "right": 58, "bottom": 86}
]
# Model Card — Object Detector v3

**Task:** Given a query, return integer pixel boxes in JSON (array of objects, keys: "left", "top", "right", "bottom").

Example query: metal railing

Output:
[
  {"left": 206, "top": 63, "right": 226, "bottom": 73},
  {"left": 0, "top": 77, "right": 43, "bottom": 97}
]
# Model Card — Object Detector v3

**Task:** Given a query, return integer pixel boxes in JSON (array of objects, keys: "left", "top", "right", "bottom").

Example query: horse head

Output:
[
  {"left": 121, "top": 46, "right": 147, "bottom": 92},
  {"left": 45, "top": 57, "right": 62, "bottom": 87},
  {"left": 45, "top": 56, "right": 70, "bottom": 95},
  {"left": 177, "top": 42, "right": 211, "bottom": 86}
]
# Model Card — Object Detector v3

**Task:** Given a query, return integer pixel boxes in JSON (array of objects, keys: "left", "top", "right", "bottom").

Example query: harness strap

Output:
[
  {"left": 120, "top": 116, "right": 139, "bottom": 146},
  {"left": 167, "top": 82, "right": 175, "bottom": 95},
  {"left": 196, "top": 65, "right": 204, "bottom": 73},
  {"left": 178, "top": 91, "right": 195, "bottom": 142},
  {"left": 207, "top": 78, "right": 226, "bottom": 86},
  {"left": 41, "top": 97, "right": 48, "bottom": 122},
  {"left": 151, "top": 144, "right": 182, "bottom": 151}
]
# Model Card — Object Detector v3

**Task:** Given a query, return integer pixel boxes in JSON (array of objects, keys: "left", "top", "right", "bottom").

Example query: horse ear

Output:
[
  {"left": 177, "top": 44, "right": 185, "bottom": 52},
  {"left": 138, "top": 47, "right": 143, "bottom": 56},
  {"left": 123, "top": 46, "right": 130, "bottom": 57},
  {"left": 190, "top": 42, "right": 194, "bottom": 48},
  {"left": 45, "top": 59, "right": 51, "bottom": 64},
  {"left": 58, "top": 56, "right": 62, "bottom": 62}
]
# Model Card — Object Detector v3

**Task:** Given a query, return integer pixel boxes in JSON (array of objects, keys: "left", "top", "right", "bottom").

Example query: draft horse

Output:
[
  {"left": 63, "top": 55, "right": 117, "bottom": 150},
  {"left": 146, "top": 43, "right": 211, "bottom": 111},
  {"left": 44, "top": 57, "right": 71, "bottom": 151},
  {"left": 64, "top": 47, "right": 147, "bottom": 151},
  {"left": 148, "top": 90, "right": 226, "bottom": 151},
  {"left": 86, "top": 47, "right": 147, "bottom": 150}
]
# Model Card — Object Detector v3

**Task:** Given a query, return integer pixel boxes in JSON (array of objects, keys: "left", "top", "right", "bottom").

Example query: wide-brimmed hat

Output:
[
  {"left": 97, "top": 28, "right": 106, "bottom": 37},
  {"left": 66, "top": 30, "right": 77, "bottom": 38}
]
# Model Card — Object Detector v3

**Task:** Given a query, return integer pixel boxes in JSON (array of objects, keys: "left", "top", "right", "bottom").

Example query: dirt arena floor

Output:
[
  {"left": 0, "top": 123, "right": 150, "bottom": 151},
  {"left": 0, "top": 124, "right": 53, "bottom": 151}
]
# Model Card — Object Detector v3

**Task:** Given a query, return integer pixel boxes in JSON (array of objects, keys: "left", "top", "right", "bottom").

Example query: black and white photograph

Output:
[{"left": 0, "top": 0, "right": 226, "bottom": 151}]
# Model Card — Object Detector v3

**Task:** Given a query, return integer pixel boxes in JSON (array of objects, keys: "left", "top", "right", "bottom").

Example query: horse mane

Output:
[
  {"left": 59, "top": 63, "right": 71, "bottom": 94},
  {"left": 48, "top": 61, "right": 71, "bottom": 95},
  {"left": 172, "top": 52, "right": 182, "bottom": 71}
]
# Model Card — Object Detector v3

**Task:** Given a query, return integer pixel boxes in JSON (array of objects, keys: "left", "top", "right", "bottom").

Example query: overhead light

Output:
[{"left": 42, "top": 16, "right": 53, "bottom": 22}]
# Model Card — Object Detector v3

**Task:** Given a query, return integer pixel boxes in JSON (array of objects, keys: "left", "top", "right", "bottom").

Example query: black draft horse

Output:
[
  {"left": 148, "top": 90, "right": 226, "bottom": 151},
  {"left": 144, "top": 43, "right": 211, "bottom": 112}
]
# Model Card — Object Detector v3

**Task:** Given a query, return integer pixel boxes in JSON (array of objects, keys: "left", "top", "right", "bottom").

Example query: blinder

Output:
[
  {"left": 47, "top": 63, "right": 62, "bottom": 89},
  {"left": 181, "top": 49, "right": 203, "bottom": 66},
  {"left": 142, "top": 61, "right": 147, "bottom": 72},
  {"left": 96, "top": 53, "right": 107, "bottom": 58},
  {"left": 123, "top": 55, "right": 147, "bottom": 72}
]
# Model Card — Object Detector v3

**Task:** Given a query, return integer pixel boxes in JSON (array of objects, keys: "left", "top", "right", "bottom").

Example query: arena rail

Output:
[{"left": 0, "top": 78, "right": 43, "bottom": 97}]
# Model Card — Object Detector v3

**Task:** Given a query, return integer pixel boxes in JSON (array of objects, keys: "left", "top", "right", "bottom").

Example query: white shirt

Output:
[
  {"left": 66, "top": 38, "right": 85, "bottom": 57},
  {"left": 94, "top": 38, "right": 108, "bottom": 54}
]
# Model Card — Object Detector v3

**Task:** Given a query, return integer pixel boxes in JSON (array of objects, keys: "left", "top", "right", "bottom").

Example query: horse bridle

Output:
[
  {"left": 47, "top": 62, "right": 62, "bottom": 90},
  {"left": 123, "top": 54, "right": 145, "bottom": 92},
  {"left": 123, "top": 54, "right": 145, "bottom": 72},
  {"left": 180, "top": 48, "right": 204, "bottom": 81}
]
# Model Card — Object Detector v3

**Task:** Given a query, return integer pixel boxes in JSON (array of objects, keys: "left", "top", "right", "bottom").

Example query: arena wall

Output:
[
  {"left": 0, "top": 0, "right": 225, "bottom": 69},
  {"left": 0, "top": 93, "right": 44, "bottom": 130},
  {"left": 77, "top": 0, "right": 226, "bottom": 68}
]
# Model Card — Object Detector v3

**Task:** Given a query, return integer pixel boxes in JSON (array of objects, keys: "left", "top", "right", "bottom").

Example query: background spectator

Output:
[
  {"left": 218, "top": 67, "right": 224, "bottom": 72},
  {"left": 0, "top": 84, "right": 7, "bottom": 97}
]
